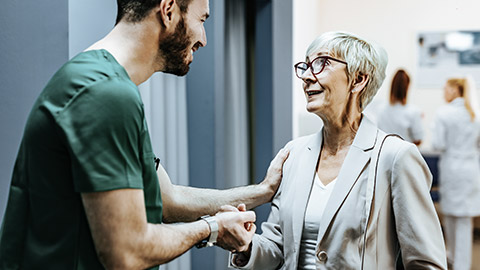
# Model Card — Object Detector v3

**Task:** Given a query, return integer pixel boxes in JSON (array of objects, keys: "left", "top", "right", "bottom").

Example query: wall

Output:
[
  {"left": 272, "top": 0, "right": 293, "bottom": 152},
  {"left": 293, "top": 0, "right": 480, "bottom": 150},
  {"left": 0, "top": 0, "right": 68, "bottom": 224},
  {"left": 0, "top": 0, "right": 116, "bottom": 224},
  {"left": 187, "top": 0, "right": 226, "bottom": 267},
  {"left": 69, "top": 0, "right": 116, "bottom": 58},
  {"left": 251, "top": 0, "right": 294, "bottom": 235},
  {"left": 187, "top": 1, "right": 293, "bottom": 268}
]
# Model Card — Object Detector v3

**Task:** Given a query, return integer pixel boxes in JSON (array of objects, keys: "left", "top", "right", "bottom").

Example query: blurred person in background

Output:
[
  {"left": 432, "top": 76, "right": 480, "bottom": 270},
  {"left": 377, "top": 69, "right": 423, "bottom": 146}
]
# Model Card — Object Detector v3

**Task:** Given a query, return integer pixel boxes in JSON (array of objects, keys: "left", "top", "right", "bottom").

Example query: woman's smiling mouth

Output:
[{"left": 306, "top": 90, "right": 324, "bottom": 96}]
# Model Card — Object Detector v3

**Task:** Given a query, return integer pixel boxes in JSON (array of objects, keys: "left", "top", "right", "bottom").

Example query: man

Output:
[{"left": 0, "top": 0, "right": 289, "bottom": 269}]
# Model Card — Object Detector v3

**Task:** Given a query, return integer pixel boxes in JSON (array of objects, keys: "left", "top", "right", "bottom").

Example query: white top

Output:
[
  {"left": 377, "top": 103, "right": 423, "bottom": 143},
  {"left": 432, "top": 97, "right": 480, "bottom": 216},
  {"left": 298, "top": 174, "right": 337, "bottom": 270}
]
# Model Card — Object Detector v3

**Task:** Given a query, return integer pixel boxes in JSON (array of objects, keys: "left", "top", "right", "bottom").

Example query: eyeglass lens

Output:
[{"left": 295, "top": 57, "right": 327, "bottom": 78}]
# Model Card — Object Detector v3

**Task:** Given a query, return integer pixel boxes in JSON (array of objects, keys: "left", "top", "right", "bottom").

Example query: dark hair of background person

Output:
[
  {"left": 116, "top": 0, "right": 193, "bottom": 24},
  {"left": 389, "top": 69, "right": 410, "bottom": 105}
]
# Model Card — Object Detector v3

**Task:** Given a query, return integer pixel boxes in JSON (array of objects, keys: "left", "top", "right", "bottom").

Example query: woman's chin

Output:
[
  {"left": 306, "top": 100, "right": 323, "bottom": 111},
  {"left": 306, "top": 104, "right": 322, "bottom": 115}
]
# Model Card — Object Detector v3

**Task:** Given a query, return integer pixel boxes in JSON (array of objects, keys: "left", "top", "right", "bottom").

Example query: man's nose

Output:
[{"left": 199, "top": 26, "right": 207, "bottom": 47}]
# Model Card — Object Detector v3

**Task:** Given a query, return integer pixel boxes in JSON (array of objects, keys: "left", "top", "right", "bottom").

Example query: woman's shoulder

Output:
[
  {"left": 284, "top": 132, "right": 319, "bottom": 151},
  {"left": 436, "top": 102, "right": 458, "bottom": 114},
  {"left": 378, "top": 132, "right": 420, "bottom": 165},
  {"left": 281, "top": 133, "right": 320, "bottom": 170},
  {"left": 401, "top": 103, "right": 423, "bottom": 117}
]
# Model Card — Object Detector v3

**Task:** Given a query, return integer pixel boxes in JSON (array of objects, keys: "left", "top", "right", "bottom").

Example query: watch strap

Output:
[{"left": 195, "top": 215, "right": 218, "bottom": 248}]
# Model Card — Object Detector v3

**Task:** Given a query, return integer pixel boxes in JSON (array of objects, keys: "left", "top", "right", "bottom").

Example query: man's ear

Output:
[
  {"left": 351, "top": 74, "right": 369, "bottom": 93},
  {"left": 157, "top": 0, "right": 177, "bottom": 29}
]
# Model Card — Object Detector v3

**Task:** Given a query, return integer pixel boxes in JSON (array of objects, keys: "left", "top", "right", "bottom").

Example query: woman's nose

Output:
[{"left": 301, "top": 67, "right": 317, "bottom": 84}]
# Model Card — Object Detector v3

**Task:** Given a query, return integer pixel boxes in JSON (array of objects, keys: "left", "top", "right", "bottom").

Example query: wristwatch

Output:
[{"left": 195, "top": 215, "right": 219, "bottom": 248}]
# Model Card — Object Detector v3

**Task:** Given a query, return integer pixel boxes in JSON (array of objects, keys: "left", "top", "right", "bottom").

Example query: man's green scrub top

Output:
[{"left": 0, "top": 50, "right": 163, "bottom": 269}]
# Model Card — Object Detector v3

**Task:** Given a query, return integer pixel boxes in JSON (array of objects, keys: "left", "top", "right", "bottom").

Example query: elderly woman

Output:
[{"left": 229, "top": 31, "right": 447, "bottom": 269}]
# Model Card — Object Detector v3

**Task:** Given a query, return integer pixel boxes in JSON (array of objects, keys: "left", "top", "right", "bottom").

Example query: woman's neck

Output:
[{"left": 321, "top": 113, "right": 362, "bottom": 155}]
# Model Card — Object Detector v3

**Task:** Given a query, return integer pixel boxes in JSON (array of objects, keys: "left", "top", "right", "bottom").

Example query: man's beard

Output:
[{"left": 158, "top": 17, "right": 191, "bottom": 76}]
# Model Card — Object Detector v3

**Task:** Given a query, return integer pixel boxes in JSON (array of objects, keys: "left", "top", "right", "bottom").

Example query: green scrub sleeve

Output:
[{"left": 55, "top": 77, "right": 145, "bottom": 192}]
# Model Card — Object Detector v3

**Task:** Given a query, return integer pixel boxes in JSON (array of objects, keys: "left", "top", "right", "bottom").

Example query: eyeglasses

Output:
[{"left": 294, "top": 56, "right": 347, "bottom": 79}]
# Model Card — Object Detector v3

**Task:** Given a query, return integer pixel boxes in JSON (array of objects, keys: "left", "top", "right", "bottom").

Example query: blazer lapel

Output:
[
  {"left": 292, "top": 131, "right": 323, "bottom": 250},
  {"left": 317, "top": 116, "right": 378, "bottom": 243}
]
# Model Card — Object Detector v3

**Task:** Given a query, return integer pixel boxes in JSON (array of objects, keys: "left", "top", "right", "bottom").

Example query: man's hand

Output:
[
  {"left": 259, "top": 148, "right": 290, "bottom": 201},
  {"left": 219, "top": 204, "right": 253, "bottom": 231},
  {"left": 214, "top": 206, "right": 256, "bottom": 252}
]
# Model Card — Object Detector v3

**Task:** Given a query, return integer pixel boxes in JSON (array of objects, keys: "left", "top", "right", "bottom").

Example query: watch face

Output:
[{"left": 195, "top": 239, "right": 208, "bottom": 249}]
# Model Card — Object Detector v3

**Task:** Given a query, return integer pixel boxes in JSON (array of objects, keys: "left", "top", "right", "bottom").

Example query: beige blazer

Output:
[{"left": 231, "top": 117, "right": 446, "bottom": 269}]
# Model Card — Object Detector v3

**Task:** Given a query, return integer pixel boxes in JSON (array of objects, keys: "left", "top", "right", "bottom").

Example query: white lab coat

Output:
[
  {"left": 432, "top": 97, "right": 480, "bottom": 217},
  {"left": 377, "top": 103, "right": 423, "bottom": 143}
]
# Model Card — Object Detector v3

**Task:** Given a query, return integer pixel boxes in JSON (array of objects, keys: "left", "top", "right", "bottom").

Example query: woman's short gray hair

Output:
[{"left": 307, "top": 31, "right": 388, "bottom": 111}]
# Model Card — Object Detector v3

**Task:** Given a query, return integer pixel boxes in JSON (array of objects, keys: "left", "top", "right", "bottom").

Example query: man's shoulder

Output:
[
  {"left": 46, "top": 51, "right": 140, "bottom": 109},
  {"left": 53, "top": 50, "right": 134, "bottom": 90},
  {"left": 37, "top": 53, "right": 143, "bottom": 127}
]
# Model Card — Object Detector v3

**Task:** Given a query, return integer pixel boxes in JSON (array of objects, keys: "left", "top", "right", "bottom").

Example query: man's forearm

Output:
[
  {"left": 115, "top": 221, "right": 210, "bottom": 269},
  {"left": 160, "top": 148, "right": 289, "bottom": 223},
  {"left": 82, "top": 190, "right": 211, "bottom": 269},
  {"left": 162, "top": 183, "right": 274, "bottom": 222}
]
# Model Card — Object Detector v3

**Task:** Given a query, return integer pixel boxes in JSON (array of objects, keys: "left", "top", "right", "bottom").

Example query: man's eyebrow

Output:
[{"left": 203, "top": 13, "right": 210, "bottom": 19}]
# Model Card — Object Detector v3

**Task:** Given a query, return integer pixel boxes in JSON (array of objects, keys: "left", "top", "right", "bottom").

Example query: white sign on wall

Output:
[{"left": 417, "top": 31, "right": 480, "bottom": 88}]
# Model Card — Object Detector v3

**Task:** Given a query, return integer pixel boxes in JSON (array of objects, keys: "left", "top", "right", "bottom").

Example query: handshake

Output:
[
  {"left": 202, "top": 203, "right": 256, "bottom": 253},
  {"left": 196, "top": 203, "right": 255, "bottom": 268}
]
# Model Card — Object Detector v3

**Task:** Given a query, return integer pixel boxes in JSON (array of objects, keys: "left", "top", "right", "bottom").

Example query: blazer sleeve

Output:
[{"left": 390, "top": 143, "right": 447, "bottom": 269}]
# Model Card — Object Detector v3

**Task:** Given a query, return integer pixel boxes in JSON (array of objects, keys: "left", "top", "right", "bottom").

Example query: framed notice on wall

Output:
[{"left": 417, "top": 31, "right": 480, "bottom": 88}]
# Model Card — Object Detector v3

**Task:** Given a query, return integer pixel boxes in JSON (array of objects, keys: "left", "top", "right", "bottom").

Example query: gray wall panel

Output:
[
  {"left": 187, "top": 0, "right": 221, "bottom": 268},
  {"left": 0, "top": 0, "right": 69, "bottom": 223}
]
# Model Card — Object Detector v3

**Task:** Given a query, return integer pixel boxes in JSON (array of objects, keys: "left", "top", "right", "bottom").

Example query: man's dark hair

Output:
[{"left": 116, "top": 0, "right": 193, "bottom": 24}]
